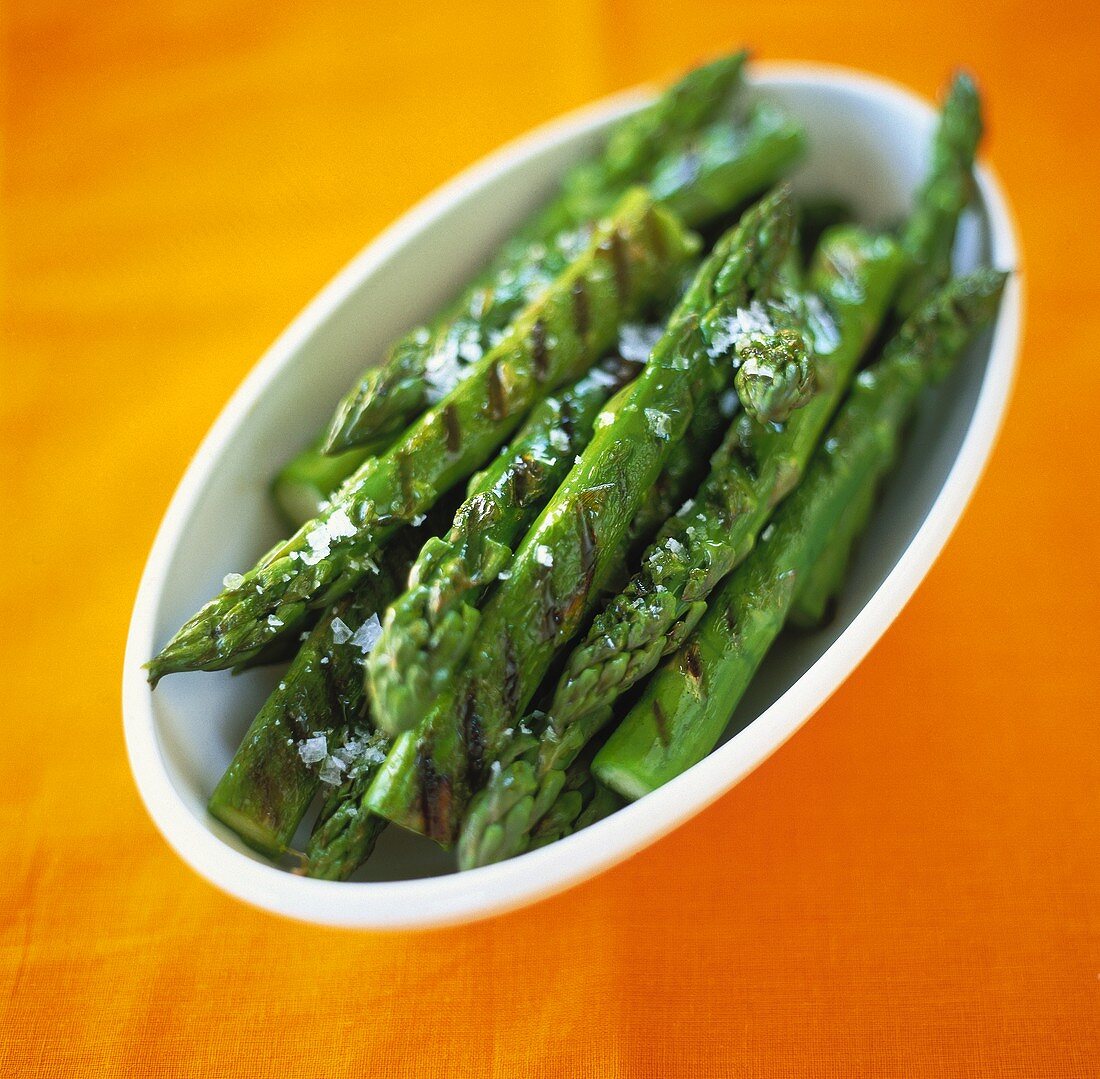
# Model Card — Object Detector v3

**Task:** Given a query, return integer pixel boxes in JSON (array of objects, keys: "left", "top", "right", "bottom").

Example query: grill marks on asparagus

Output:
[
  {"left": 530, "top": 319, "right": 549, "bottom": 381},
  {"left": 461, "top": 690, "right": 487, "bottom": 793},
  {"left": 442, "top": 404, "right": 462, "bottom": 453},
  {"left": 418, "top": 754, "right": 454, "bottom": 842},
  {"left": 608, "top": 228, "right": 631, "bottom": 298}
]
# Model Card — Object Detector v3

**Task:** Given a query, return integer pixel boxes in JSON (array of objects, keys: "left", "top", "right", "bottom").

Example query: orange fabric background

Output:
[{"left": 2, "top": 1, "right": 1098, "bottom": 1074}]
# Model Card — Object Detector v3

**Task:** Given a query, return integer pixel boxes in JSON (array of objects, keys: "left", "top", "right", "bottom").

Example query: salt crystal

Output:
[
  {"left": 318, "top": 755, "right": 347, "bottom": 785},
  {"left": 298, "top": 735, "right": 327, "bottom": 766},
  {"left": 350, "top": 612, "right": 383, "bottom": 653},
  {"left": 222, "top": 572, "right": 244, "bottom": 590},
  {"left": 665, "top": 536, "right": 686, "bottom": 557},
  {"left": 498, "top": 568, "right": 512, "bottom": 581},
  {"left": 330, "top": 617, "right": 352, "bottom": 644},
  {"left": 645, "top": 408, "right": 671, "bottom": 439},
  {"left": 535, "top": 544, "right": 554, "bottom": 567},
  {"left": 326, "top": 506, "right": 356, "bottom": 540},
  {"left": 595, "top": 410, "right": 615, "bottom": 430},
  {"left": 411, "top": 514, "right": 427, "bottom": 527},
  {"left": 267, "top": 614, "right": 283, "bottom": 628},
  {"left": 618, "top": 322, "right": 662, "bottom": 362},
  {"left": 548, "top": 428, "right": 571, "bottom": 452}
]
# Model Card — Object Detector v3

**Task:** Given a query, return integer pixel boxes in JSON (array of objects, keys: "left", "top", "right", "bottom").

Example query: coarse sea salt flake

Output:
[
  {"left": 330, "top": 617, "right": 353, "bottom": 645},
  {"left": 222, "top": 572, "right": 245, "bottom": 589},
  {"left": 326, "top": 507, "right": 356, "bottom": 540},
  {"left": 351, "top": 613, "right": 383, "bottom": 653},
  {"left": 645, "top": 408, "right": 671, "bottom": 439},
  {"left": 267, "top": 614, "right": 283, "bottom": 628},
  {"left": 535, "top": 545, "right": 554, "bottom": 567},
  {"left": 298, "top": 735, "right": 327, "bottom": 766},
  {"left": 318, "top": 756, "right": 347, "bottom": 785},
  {"left": 549, "top": 428, "right": 570, "bottom": 452}
]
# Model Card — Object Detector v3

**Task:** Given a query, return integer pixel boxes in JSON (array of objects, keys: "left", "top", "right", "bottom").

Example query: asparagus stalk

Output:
[
  {"left": 207, "top": 540, "right": 412, "bottom": 857},
  {"left": 148, "top": 191, "right": 697, "bottom": 683},
  {"left": 301, "top": 750, "right": 389, "bottom": 880},
  {"left": 787, "top": 476, "right": 876, "bottom": 627},
  {"left": 365, "top": 188, "right": 799, "bottom": 845},
  {"left": 791, "top": 73, "right": 983, "bottom": 627},
  {"left": 324, "top": 102, "right": 804, "bottom": 455},
  {"left": 270, "top": 441, "right": 373, "bottom": 529},
  {"left": 455, "top": 223, "right": 903, "bottom": 868},
  {"left": 896, "top": 72, "right": 982, "bottom": 318},
  {"left": 594, "top": 270, "right": 1007, "bottom": 799},
  {"left": 368, "top": 351, "right": 646, "bottom": 736},
  {"left": 314, "top": 52, "right": 745, "bottom": 460}
]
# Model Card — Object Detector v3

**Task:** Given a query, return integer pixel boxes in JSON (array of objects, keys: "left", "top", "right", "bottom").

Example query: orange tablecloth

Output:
[{"left": 3, "top": 2, "right": 1097, "bottom": 1074}]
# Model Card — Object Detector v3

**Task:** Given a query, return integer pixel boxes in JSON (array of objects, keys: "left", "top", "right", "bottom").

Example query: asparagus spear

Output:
[
  {"left": 314, "top": 52, "right": 745, "bottom": 460},
  {"left": 207, "top": 540, "right": 412, "bottom": 857},
  {"left": 787, "top": 476, "right": 876, "bottom": 627},
  {"left": 148, "top": 191, "right": 697, "bottom": 683},
  {"left": 455, "top": 224, "right": 903, "bottom": 867},
  {"left": 896, "top": 72, "right": 982, "bottom": 318},
  {"left": 594, "top": 270, "right": 1007, "bottom": 799},
  {"left": 791, "top": 73, "right": 983, "bottom": 627},
  {"left": 301, "top": 748, "right": 390, "bottom": 880},
  {"left": 368, "top": 351, "right": 646, "bottom": 737},
  {"left": 365, "top": 188, "right": 799, "bottom": 844},
  {"left": 324, "top": 102, "right": 805, "bottom": 455},
  {"left": 270, "top": 441, "right": 373, "bottom": 529}
]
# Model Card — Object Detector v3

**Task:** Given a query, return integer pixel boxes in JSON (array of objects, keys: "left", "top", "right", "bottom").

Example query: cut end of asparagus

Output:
[
  {"left": 208, "top": 802, "right": 286, "bottom": 860},
  {"left": 590, "top": 756, "right": 658, "bottom": 803}
]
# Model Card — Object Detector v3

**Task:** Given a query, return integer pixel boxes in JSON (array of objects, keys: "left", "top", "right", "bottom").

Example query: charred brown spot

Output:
[
  {"left": 651, "top": 699, "right": 670, "bottom": 747},
  {"left": 559, "top": 493, "right": 600, "bottom": 628},
  {"left": 530, "top": 319, "right": 549, "bottom": 382},
  {"left": 396, "top": 450, "right": 416, "bottom": 514},
  {"left": 510, "top": 456, "right": 534, "bottom": 506},
  {"left": 536, "top": 567, "right": 562, "bottom": 643},
  {"left": 418, "top": 753, "right": 454, "bottom": 843},
  {"left": 487, "top": 360, "right": 507, "bottom": 419},
  {"left": 571, "top": 278, "right": 590, "bottom": 340},
  {"left": 462, "top": 690, "right": 486, "bottom": 789},
  {"left": 609, "top": 228, "right": 631, "bottom": 298},
  {"left": 683, "top": 640, "right": 703, "bottom": 685},
  {"left": 442, "top": 403, "right": 461, "bottom": 453},
  {"left": 558, "top": 397, "right": 575, "bottom": 445}
]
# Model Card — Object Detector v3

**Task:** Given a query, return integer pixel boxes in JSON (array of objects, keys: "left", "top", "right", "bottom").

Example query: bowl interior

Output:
[{"left": 128, "top": 67, "right": 1014, "bottom": 912}]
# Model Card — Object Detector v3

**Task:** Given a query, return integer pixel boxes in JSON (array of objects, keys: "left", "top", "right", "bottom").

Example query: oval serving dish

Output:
[{"left": 123, "top": 63, "right": 1022, "bottom": 929}]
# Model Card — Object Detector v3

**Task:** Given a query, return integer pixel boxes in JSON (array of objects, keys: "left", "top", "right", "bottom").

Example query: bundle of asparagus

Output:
[{"left": 149, "top": 53, "right": 1006, "bottom": 880}]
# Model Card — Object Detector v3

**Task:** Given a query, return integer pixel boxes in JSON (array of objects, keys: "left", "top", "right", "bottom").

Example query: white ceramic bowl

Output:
[{"left": 123, "top": 63, "right": 1022, "bottom": 929}]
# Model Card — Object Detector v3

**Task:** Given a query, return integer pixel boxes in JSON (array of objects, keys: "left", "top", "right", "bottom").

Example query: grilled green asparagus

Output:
[
  {"left": 594, "top": 270, "right": 1007, "bottom": 799},
  {"left": 366, "top": 188, "right": 799, "bottom": 845},
  {"left": 368, "top": 351, "right": 646, "bottom": 737},
  {"left": 456, "top": 223, "right": 903, "bottom": 868},
  {"left": 207, "top": 540, "right": 412, "bottom": 857},
  {"left": 149, "top": 191, "right": 697, "bottom": 683},
  {"left": 791, "top": 72, "right": 983, "bottom": 626}
]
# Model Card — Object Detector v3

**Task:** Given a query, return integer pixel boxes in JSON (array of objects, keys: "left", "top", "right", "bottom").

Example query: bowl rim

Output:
[{"left": 122, "top": 61, "right": 1023, "bottom": 930}]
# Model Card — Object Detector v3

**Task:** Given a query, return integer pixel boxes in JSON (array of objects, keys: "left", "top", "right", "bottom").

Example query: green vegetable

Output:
[
  {"left": 207, "top": 540, "right": 411, "bottom": 857},
  {"left": 366, "top": 188, "right": 799, "bottom": 845},
  {"left": 787, "top": 476, "right": 876, "bottom": 627},
  {"left": 148, "top": 191, "right": 697, "bottom": 683},
  {"left": 896, "top": 72, "right": 982, "bottom": 318},
  {"left": 790, "top": 73, "right": 984, "bottom": 626},
  {"left": 271, "top": 440, "right": 373, "bottom": 529},
  {"left": 368, "top": 351, "right": 646, "bottom": 737},
  {"left": 302, "top": 756, "right": 389, "bottom": 880},
  {"left": 594, "top": 270, "right": 1007, "bottom": 799},
  {"left": 455, "top": 221, "right": 902, "bottom": 868}
]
